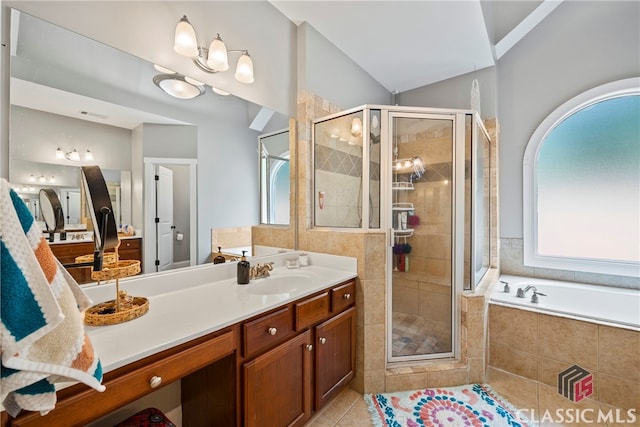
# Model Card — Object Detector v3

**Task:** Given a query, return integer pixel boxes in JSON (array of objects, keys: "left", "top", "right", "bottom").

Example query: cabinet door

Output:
[
  {"left": 315, "top": 307, "right": 356, "bottom": 410},
  {"left": 243, "top": 330, "right": 312, "bottom": 427}
]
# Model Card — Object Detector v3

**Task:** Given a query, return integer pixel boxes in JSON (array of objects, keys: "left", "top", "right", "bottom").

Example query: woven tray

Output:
[
  {"left": 85, "top": 296, "right": 149, "bottom": 326},
  {"left": 75, "top": 252, "right": 117, "bottom": 264},
  {"left": 91, "top": 259, "right": 141, "bottom": 281}
]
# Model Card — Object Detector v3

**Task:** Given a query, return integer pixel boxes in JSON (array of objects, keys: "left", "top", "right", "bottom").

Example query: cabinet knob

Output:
[
  {"left": 149, "top": 376, "right": 162, "bottom": 388},
  {"left": 305, "top": 344, "right": 313, "bottom": 352},
  {"left": 267, "top": 327, "right": 277, "bottom": 336},
  {"left": 343, "top": 293, "right": 351, "bottom": 300},
  {"left": 319, "top": 337, "right": 327, "bottom": 345}
]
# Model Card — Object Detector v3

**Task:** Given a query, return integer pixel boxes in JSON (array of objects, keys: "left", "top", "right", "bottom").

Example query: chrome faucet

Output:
[
  {"left": 500, "top": 280, "right": 510, "bottom": 293},
  {"left": 250, "top": 262, "right": 274, "bottom": 280},
  {"left": 516, "top": 285, "right": 537, "bottom": 298},
  {"left": 516, "top": 285, "right": 546, "bottom": 303}
]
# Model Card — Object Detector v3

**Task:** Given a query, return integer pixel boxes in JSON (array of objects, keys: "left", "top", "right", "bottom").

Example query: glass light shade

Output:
[
  {"left": 29, "top": 174, "right": 35, "bottom": 182},
  {"left": 69, "top": 149, "right": 80, "bottom": 161},
  {"left": 174, "top": 16, "right": 199, "bottom": 58},
  {"left": 85, "top": 150, "right": 94, "bottom": 161},
  {"left": 49, "top": 176, "right": 56, "bottom": 183},
  {"left": 154, "top": 64, "right": 175, "bottom": 74},
  {"left": 234, "top": 52, "right": 254, "bottom": 84},
  {"left": 38, "top": 175, "right": 46, "bottom": 183},
  {"left": 206, "top": 35, "right": 229, "bottom": 71},
  {"left": 185, "top": 76, "right": 204, "bottom": 86},
  {"left": 211, "top": 86, "right": 230, "bottom": 96},
  {"left": 56, "top": 147, "right": 65, "bottom": 159},
  {"left": 351, "top": 117, "right": 363, "bottom": 137},
  {"left": 158, "top": 77, "right": 203, "bottom": 99}
]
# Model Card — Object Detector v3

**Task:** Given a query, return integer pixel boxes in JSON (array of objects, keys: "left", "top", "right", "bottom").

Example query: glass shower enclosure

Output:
[{"left": 313, "top": 106, "right": 491, "bottom": 363}]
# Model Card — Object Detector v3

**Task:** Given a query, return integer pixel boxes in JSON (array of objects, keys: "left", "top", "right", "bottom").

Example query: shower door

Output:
[{"left": 387, "top": 112, "right": 460, "bottom": 362}]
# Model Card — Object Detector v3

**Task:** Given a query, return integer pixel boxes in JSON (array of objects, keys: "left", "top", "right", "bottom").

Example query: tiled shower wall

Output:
[
  {"left": 254, "top": 91, "right": 500, "bottom": 394},
  {"left": 391, "top": 124, "right": 453, "bottom": 342}
]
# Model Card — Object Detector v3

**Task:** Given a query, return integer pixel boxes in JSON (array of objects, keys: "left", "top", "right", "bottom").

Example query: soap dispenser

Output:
[
  {"left": 213, "top": 246, "right": 226, "bottom": 264},
  {"left": 237, "top": 251, "right": 250, "bottom": 284}
]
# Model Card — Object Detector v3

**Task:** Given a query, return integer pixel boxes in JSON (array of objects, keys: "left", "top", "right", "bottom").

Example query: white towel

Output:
[{"left": 1, "top": 179, "right": 105, "bottom": 417}]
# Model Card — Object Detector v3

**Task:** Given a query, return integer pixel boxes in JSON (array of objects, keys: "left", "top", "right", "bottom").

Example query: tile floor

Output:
[
  {"left": 391, "top": 312, "right": 450, "bottom": 356},
  {"left": 304, "top": 388, "right": 374, "bottom": 427},
  {"left": 325, "top": 373, "right": 640, "bottom": 427}
]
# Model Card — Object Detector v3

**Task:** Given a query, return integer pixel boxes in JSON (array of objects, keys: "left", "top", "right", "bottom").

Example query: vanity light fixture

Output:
[
  {"left": 153, "top": 73, "right": 206, "bottom": 99},
  {"left": 173, "top": 15, "right": 255, "bottom": 84},
  {"left": 55, "top": 147, "right": 96, "bottom": 162}
]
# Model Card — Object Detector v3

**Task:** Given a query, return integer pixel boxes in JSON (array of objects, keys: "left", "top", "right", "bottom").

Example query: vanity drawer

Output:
[
  {"left": 8, "top": 329, "right": 236, "bottom": 427},
  {"left": 295, "top": 292, "right": 330, "bottom": 331},
  {"left": 118, "top": 238, "right": 141, "bottom": 250},
  {"left": 331, "top": 280, "right": 355, "bottom": 313},
  {"left": 243, "top": 307, "right": 294, "bottom": 357}
]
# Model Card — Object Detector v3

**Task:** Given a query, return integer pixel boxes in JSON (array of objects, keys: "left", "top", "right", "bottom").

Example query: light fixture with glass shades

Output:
[
  {"left": 173, "top": 15, "right": 254, "bottom": 84},
  {"left": 56, "top": 147, "right": 94, "bottom": 162},
  {"left": 153, "top": 73, "right": 206, "bottom": 99}
]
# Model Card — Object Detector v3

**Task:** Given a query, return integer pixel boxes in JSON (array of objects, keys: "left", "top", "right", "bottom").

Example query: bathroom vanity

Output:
[{"left": 1, "top": 252, "right": 356, "bottom": 427}]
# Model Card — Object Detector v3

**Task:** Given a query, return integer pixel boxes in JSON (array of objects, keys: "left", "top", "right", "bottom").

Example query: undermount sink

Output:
[{"left": 246, "top": 274, "right": 311, "bottom": 295}]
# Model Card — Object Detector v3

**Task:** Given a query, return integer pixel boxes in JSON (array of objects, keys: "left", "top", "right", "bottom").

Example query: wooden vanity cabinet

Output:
[
  {"left": 243, "top": 330, "right": 313, "bottom": 427},
  {"left": 2, "top": 327, "right": 237, "bottom": 427},
  {"left": 48, "top": 237, "right": 143, "bottom": 284},
  {"left": 240, "top": 278, "right": 356, "bottom": 426}
]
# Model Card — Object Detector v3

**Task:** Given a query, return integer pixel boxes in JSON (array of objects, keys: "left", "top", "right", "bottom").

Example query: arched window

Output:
[{"left": 523, "top": 78, "right": 640, "bottom": 277}]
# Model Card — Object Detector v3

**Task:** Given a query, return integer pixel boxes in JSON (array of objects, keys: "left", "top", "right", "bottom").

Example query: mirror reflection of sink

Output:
[{"left": 246, "top": 274, "right": 311, "bottom": 295}]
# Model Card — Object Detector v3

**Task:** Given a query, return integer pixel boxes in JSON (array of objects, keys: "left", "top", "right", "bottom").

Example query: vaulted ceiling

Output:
[{"left": 271, "top": 0, "right": 559, "bottom": 92}]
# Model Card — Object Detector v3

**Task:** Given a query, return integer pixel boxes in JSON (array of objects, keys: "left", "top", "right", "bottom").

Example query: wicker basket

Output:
[
  {"left": 85, "top": 295, "right": 149, "bottom": 326},
  {"left": 75, "top": 252, "right": 117, "bottom": 264},
  {"left": 91, "top": 259, "right": 141, "bottom": 281}
]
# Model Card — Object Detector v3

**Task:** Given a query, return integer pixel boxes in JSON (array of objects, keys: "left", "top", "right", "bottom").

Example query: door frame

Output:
[
  {"left": 143, "top": 157, "right": 197, "bottom": 274},
  {"left": 384, "top": 110, "right": 464, "bottom": 364}
]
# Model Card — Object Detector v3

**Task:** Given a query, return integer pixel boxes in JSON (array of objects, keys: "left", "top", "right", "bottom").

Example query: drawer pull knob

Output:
[
  {"left": 319, "top": 337, "right": 327, "bottom": 344},
  {"left": 268, "top": 327, "right": 277, "bottom": 336},
  {"left": 305, "top": 344, "right": 313, "bottom": 352},
  {"left": 149, "top": 376, "right": 162, "bottom": 388},
  {"left": 343, "top": 293, "right": 351, "bottom": 300}
]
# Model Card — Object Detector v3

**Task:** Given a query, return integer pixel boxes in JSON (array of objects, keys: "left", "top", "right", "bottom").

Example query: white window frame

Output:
[{"left": 523, "top": 77, "right": 640, "bottom": 277}]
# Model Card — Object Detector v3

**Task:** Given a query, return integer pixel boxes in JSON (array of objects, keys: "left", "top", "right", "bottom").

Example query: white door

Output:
[{"left": 156, "top": 165, "right": 174, "bottom": 271}]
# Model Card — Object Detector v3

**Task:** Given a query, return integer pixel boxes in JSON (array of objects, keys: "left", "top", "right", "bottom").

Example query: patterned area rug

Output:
[{"left": 365, "top": 384, "right": 531, "bottom": 427}]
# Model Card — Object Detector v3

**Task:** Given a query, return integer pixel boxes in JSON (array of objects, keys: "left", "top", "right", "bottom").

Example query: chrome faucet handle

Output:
[
  {"left": 531, "top": 291, "right": 546, "bottom": 304},
  {"left": 517, "top": 285, "right": 537, "bottom": 298},
  {"left": 500, "top": 280, "right": 510, "bottom": 293}
]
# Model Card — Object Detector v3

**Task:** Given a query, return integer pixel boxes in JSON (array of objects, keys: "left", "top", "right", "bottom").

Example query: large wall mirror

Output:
[{"left": 8, "top": 9, "right": 295, "bottom": 281}]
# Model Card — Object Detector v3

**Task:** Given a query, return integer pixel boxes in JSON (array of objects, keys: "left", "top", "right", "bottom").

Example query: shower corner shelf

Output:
[
  {"left": 393, "top": 228, "right": 414, "bottom": 237},
  {"left": 392, "top": 181, "right": 414, "bottom": 191},
  {"left": 392, "top": 203, "right": 414, "bottom": 212}
]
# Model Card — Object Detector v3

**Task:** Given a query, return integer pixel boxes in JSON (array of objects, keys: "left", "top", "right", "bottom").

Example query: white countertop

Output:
[{"left": 82, "top": 251, "right": 357, "bottom": 373}]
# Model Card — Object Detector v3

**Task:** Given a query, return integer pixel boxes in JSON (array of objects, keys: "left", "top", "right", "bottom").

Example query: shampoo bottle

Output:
[
  {"left": 237, "top": 251, "right": 250, "bottom": 284},
  {"left": 213, "top": 246, "right": 226, "bottom": 264}
]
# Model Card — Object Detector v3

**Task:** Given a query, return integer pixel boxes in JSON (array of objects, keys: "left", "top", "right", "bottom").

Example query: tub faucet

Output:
[
  {"left": 500, "top": 280, "right": 510, "bottom": 293},
  {"left": 516, "top": 285, "right": 537, "bottom": 298},
  {"left": 531, "top": 290, "right": 546, "bottom": 303}
]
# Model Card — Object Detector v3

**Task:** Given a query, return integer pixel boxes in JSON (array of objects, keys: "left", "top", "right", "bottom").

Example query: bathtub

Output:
[{"left": 491, "top": 275, "right": 640, "bottom": 331}]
